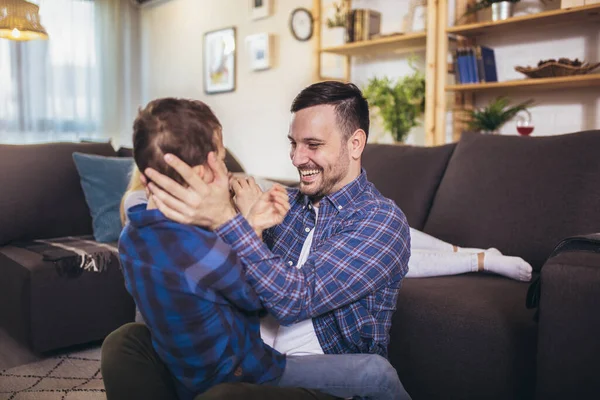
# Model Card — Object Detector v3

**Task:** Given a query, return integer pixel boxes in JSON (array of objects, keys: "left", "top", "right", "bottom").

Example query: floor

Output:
[{"left": 0, "top": 328, "right": 41, "bottom": 371}]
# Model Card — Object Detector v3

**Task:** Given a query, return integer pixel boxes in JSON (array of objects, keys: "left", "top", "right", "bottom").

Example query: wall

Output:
[
  {"left": 138, "top": 0, "right": 313, "bottom": 181},
  {"left": 138, "top": 0, "right": 599, "bottom": 180}
]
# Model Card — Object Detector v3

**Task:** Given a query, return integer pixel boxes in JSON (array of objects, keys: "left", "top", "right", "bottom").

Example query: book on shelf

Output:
[
  {"left": 453, "top": 46, "right": 498, "bottom": 84},
  {"left": 344, "top": 9, "right": 381, "bottom": 43}
]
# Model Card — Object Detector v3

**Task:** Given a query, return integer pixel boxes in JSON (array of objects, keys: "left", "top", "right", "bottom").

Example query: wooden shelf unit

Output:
[
  {"left": 313, "top": 0, "right": 439, "bottom": 145},
  {"left": 446, "top": 74, "right": 600, "bottom": 92},
  {"left": 447, "top": 3, "right": 600, "bottom": 36},
  {"left": 434, "top": 1, "right": 600, "bottom": 143}
]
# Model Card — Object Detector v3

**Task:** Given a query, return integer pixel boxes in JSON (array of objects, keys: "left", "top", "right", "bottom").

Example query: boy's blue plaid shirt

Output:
[
  {"left": 118, "top": 205, "right": 285, "bottom": 399},
  {"left": 216, "top": 170, "right": 411, "bottom": 357}
]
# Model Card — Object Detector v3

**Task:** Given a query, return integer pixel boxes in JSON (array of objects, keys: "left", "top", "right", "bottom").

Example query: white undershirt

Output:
[{"left": 259, "top": 207, "right": 324, "bottom": 355}]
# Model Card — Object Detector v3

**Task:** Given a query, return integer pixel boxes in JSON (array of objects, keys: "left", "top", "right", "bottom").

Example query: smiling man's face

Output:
[{"left": 288, "top": 104, "right": 353, "bottom": 202}]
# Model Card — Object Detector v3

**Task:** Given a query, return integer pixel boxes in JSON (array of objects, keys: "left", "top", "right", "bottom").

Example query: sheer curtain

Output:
[{"left": 0, "top": 0, "right": 141, "bottom": 145}]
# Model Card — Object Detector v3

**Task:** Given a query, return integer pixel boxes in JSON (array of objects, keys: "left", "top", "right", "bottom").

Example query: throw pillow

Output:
[{"left": 72, "top": 152, "right": 134, "bottom": 242}]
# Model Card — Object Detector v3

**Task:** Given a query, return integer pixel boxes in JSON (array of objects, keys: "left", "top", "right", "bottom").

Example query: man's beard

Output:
[{"left": 300, "top": 148, "right": 350, "bottom": 201}]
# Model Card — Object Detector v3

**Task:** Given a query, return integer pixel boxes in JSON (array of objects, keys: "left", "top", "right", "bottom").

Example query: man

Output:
[{"left": 102, "top": 82, "right": 411, "bottom": 399}]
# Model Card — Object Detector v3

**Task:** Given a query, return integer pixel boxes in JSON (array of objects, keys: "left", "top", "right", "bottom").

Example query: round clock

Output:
[{"left": 289, "top": 8, "right": 314, "bottom": 42}]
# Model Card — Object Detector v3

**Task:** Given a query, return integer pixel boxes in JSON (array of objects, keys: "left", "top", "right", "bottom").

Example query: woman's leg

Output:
[
  {"left": 407, "top": 250, "right": 532, "bottom": 281},
  {"left": 275, "top": 353, "right": 411, "bottom": 400},
  {"left": 410, "top": 228, "right": 501, "bottom": 254}
]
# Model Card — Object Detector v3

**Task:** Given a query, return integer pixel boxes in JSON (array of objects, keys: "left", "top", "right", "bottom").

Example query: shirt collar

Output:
[
  {"left": 298, "top": 169, "right": 368, "bottom": 213},
  {"left": 127, "top": 204, "right": 168, "bottom": 228}
]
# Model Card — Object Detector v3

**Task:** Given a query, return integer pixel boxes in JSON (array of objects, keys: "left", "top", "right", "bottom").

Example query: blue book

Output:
[
  {"left": 458, "top": 48, "right": 470, "bottom": 84},
  {"left": 476, "top": 46, "right": 498, "bottom": 83},
  {"left": 469, "top": 47, "right": 479, "bottom": 83}
]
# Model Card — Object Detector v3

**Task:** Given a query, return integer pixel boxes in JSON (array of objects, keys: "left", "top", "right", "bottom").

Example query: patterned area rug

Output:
[{"left": 0, "top": 347, "right": 105, "bottom": 399}]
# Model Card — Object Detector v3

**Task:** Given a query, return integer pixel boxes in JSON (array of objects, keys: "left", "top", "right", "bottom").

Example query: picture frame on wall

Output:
[
  {"left": 246, "top": 33, "right": 272, "bottom": 71},
  {"left": 204, "top": 27, "right": 236, "bottom": 94},
  {"left": 250, "top": 0, "right": 271, "bottom": 20}
]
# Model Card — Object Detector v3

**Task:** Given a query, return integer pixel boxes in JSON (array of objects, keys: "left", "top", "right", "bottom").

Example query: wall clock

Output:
[{"left": 289, "top": 7, "right": 314, "bottom": 42}]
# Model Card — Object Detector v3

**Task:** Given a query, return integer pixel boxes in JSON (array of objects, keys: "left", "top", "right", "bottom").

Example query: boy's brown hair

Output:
[{"left": 132, "top": 98, "right": 222, "bottom": 185}]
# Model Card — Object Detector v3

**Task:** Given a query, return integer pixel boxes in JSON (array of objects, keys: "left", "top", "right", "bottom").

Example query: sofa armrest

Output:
[{"left": 536, "top": 241, "right": 600, "bottom": 400}]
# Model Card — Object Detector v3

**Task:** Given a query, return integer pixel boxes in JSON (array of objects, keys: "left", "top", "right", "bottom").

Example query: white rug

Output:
[{"left": 0, "top": 347, "right": 105, "bottom": 399}]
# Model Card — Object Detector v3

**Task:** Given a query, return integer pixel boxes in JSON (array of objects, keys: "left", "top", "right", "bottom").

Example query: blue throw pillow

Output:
[{"left": 72, "top": 152, "right": 134, "bottom": 242}]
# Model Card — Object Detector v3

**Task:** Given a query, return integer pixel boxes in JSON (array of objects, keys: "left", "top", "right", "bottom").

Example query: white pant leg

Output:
[
  {"left": 406, "top": 250, "right": 478, "bottom": 278},
  {"left": 410, "top": 228, "right": 455, "bottom": 252}
]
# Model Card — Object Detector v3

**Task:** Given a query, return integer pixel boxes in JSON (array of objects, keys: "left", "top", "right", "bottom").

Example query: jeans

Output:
[
  {"left": 277, "top": 354, "right": 412, "bottom": 400},
  {"left": 101, "top": 323, "right": 410, "bottom": 400}
]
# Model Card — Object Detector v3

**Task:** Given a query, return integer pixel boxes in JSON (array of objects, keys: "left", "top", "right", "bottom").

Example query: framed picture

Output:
[
  {"left": 403, "top": 0, "right": 427, "bottom": 33},
  {"left": 204, "top": 27, "right": 236, "bottom": 94},
  {"left": 249, "top": 0, "right": 271, "bottom": 20},
  {"left": 245, "top": 33, "right": 272, "bottom": 71}
]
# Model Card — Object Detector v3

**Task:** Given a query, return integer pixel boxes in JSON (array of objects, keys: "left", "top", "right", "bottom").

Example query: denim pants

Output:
[{"left": 275, "top": 353, "right": 412, "bottom": 400}]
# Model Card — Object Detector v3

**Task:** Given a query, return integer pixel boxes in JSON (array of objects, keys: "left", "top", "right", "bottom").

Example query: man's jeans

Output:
[
  {"left": 278, "top": 354, "right": 412, "bottom": 400},
  {"left": 101, "top": 323, "right": 411, "bottom": 400}
]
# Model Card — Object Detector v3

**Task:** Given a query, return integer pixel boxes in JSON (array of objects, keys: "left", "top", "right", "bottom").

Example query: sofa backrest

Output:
[
  {"left": 362, "top": 143, "right": 457, "bottom": 230},
  {"left": 0, "top": 142, "right": 118, "bottom": 245},
  {"left": 423, "top": 131, "right": 600, "bottom": 270}
]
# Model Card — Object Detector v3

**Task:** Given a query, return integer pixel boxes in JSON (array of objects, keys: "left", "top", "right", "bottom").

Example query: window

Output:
[{"left": 0, "top": 0, "right": 101, "bottom": 143}]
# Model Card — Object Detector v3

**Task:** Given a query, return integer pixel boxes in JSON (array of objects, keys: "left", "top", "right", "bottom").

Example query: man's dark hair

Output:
[
  {"left": 132, "top": 98, "right": 221, "bottom": 185},
  {"left": 290, "top": 81, "right": 370, "bottom": 140}
]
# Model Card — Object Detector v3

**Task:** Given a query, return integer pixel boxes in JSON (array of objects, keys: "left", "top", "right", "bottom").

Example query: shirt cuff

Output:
[{"left": 215, "top": 214, "right": 272, "bottom": 262}]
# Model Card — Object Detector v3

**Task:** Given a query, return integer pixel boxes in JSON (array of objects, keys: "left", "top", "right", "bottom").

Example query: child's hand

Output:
[
  {"left": 246, "top": 184, "right": 290, "bottom": 237},
  {"left": 231, "top": 176, "right": 263, "bottom": 218}
]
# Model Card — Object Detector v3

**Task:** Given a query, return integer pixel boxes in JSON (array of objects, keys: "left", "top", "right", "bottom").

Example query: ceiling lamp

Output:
[{"left": 0, "top": 0, "right": 48, "bottom": 41}]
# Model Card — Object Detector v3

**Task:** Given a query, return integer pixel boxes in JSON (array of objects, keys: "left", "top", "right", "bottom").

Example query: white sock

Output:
[{"left": 483, "top": 253, "right": 532, "bottom": 282}]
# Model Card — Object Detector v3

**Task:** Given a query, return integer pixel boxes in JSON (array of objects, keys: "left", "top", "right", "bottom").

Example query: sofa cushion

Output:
[
  {"left": 423, "top": 131, "right": 600, "bottom": 270},
  {"left": 72, "top": 153, "right": 135, "bottom": 242},
  {"left": 389, "top": 274, "right": 537, "bottom": 400},
  {"left": 362, "top": 143, "right": 456, "bottom": 230},
  {"left": 0, "top": 142, "right": 118, "bottom": 246}
]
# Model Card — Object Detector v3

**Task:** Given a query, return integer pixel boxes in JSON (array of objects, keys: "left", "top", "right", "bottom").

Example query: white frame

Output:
[
  {"left": 249, "top": 0, "right": 271, "bottom": 20},
  {"left": 246, "top": 33, "right": 272, "bottom": 71},
  {"left": 204, "top": 27, "right": 236, "bottom": 94}
]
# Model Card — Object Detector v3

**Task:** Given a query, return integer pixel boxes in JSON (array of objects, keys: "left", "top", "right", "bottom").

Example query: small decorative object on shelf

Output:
[
  {"left": 516, "top": 110, "right": 534, "bottom": 136},
  {"left": 325, "top": 1, "right": 347, "bottom": 46},
  {"left": 466, "top": 96, "right": 533, "bottom": 134},
  {"left": 515, "top": 58, "right": 600, "bottom": 78},
  {"left": 363, "top": 61, "right": 425, "bottom": 143},
  {"left": 463, "top": 0, "right": 519, "bottom": 21}
]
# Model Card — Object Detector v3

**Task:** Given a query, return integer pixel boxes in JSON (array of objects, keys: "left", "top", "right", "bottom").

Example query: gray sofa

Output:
[
  {"left": 362, "top": 131, "right": 600, "bottom": 400},
  {"left": 1, "top": 131, "right": 599, "bottom": 400}
]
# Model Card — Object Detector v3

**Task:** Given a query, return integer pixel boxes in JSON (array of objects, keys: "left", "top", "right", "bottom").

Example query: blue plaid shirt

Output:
[
  {"left": 216, "top": 170, "right": 410, "bottom": 357},
  {"left": 119, "top": 205, "right": 286, "bottom": 399}
]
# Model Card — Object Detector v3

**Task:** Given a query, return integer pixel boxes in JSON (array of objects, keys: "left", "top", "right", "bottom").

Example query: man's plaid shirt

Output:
[
  {"left": 216, "top": 170, "right": 411, "bottom": 357},
  {"left": 119, "top": 205, "right": 285, "bottom": 400}
]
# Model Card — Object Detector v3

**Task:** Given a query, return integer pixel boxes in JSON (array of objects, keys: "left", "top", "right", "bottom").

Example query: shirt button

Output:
[
  {"left": 234, "top": 366, "right": 243, "bottom": 377},
  {"left": 308, "top": 204, "right": 312, "bottom": 209},
  {"left": 305, "top": 227, "right": 310, "bottom": 233},
  {"left": 338, "top": 205, "right": 343, "bottom": 210},
  {"left": 288, "top": 261, "right": 293, "bottom": 266}
]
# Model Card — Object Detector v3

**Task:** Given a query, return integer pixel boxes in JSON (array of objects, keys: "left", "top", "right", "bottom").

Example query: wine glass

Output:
[{"left": 516, "top": 111, "right": 534, "bottom": 136}]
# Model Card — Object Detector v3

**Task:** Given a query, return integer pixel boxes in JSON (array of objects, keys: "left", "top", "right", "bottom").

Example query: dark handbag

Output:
[{"left": 526, "top": 233, "right": 600, "bottom": 315}]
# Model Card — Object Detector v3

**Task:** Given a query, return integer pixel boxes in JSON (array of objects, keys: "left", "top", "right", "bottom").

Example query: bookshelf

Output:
[
  {"left": 312, "top": 0, "right": 440, "bottom": 145},
  {"left": 436, "top": 1, "right": 600, "bottom": 143}
]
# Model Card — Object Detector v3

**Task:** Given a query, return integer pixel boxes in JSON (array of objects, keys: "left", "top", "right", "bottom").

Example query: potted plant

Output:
[
  {"left": 466, "top": 96, "right": 533, "bottom": 134},
  {"left": 363, "top": 63, "right": 426, "bottom": 143},
  {"left": 326, "top": 2, "right": 347, "bottom": 46}
]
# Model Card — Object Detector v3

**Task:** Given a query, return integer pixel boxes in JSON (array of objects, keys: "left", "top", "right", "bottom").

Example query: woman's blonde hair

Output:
[{"left": 120, "top": 167, "right": 145, "bottom": 225}]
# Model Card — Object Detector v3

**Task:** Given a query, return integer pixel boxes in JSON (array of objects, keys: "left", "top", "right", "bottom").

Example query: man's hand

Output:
[
  {"left": 231, "top": 176, "right": 263, "bottom": 218},
  {"left": 145, "top": 152, "right": 237, "bottom": 230},
  {"left": 246, "top": 184, "right": 290, "bottom": 237}
]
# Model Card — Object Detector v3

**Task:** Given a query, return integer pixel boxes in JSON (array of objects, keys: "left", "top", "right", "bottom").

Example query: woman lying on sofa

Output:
[{"left": 120, "top": 168, "right": 532, "bottom": 282}]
